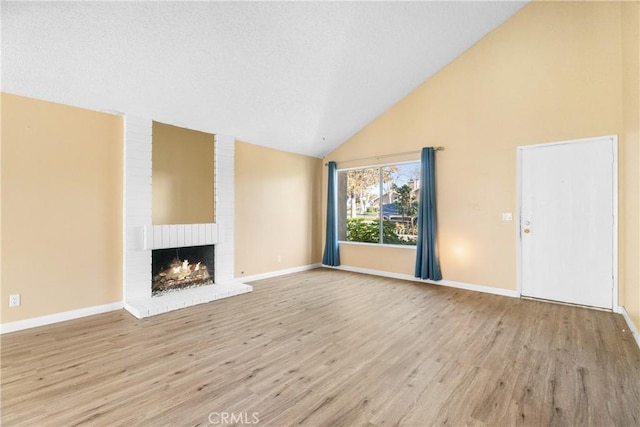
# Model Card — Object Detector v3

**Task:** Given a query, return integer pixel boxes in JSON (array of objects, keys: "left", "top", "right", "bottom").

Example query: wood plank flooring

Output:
[{"left": 2, "top": 268, "right": 639, "bottom": 426}]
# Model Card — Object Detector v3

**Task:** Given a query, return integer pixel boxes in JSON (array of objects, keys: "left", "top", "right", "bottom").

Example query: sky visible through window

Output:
[{"left": 366, "top": 162, "right": 420, "bottom": 197}]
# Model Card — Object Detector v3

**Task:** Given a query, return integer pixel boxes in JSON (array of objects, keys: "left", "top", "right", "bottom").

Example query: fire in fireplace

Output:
[{"left": 152, "top": 245, "right": 214, "bottom": 296}]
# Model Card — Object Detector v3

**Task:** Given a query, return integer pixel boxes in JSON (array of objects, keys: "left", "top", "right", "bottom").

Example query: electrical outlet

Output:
[
  {"left": 277, "top": 255, "right": 282, "bottom": 263},
  {"left": 9, "top": 294, "right": 20, "bottom": 307}
]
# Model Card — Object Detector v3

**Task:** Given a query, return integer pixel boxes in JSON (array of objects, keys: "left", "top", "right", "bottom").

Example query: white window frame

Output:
[{"left": 337, "top": 159, "right": 420, "bottom": 248}]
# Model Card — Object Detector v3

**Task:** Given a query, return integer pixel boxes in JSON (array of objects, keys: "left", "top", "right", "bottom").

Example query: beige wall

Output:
[
  {"left": 152, "top": 121, "right": 214, "bottom": 225},
  {"left": 235, "top": 141, "right": 322, "bottom": 278},
  {"left": 621, "top": 1, "right": 640, "bottom": 330},
  {"left": 1, "top": 93, "right": 123, "bottom": 323},
  {"left": 324, "top": 1, "right": 637, "bottom": 328}
]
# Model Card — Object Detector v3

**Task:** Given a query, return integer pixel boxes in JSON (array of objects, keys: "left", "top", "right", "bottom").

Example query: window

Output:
[{"left": 337, "top": 162, "right": 420, "bottom": 246}]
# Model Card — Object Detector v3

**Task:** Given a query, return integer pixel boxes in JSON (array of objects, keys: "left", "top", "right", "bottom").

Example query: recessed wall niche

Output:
[{"left": 152, "top": 121, "right": 215, "bottom": 225}]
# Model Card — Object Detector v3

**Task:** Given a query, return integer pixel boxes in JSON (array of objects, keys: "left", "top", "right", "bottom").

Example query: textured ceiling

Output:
[{"left": 1, "top": 1, "right": 526, "bottom": 158}]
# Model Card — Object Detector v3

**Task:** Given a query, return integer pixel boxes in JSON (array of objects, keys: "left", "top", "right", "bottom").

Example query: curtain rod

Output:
[{"left": 324, "top": 147, "right": 444, "bottom": 166}]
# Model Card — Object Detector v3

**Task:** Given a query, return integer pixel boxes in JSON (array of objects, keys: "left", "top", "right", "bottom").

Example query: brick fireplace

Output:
[{"left": 122, "top": 116, "right": 252, "bottom": 318}]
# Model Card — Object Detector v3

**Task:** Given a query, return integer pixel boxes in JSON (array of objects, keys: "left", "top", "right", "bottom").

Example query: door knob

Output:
[{"left": 523, "top": 228, "right": 531, "bottom": 234}]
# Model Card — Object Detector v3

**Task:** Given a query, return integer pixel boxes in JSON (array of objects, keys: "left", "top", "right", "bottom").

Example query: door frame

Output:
[{"left": 516, "top": 135, "right": 618, "bottom": 310}]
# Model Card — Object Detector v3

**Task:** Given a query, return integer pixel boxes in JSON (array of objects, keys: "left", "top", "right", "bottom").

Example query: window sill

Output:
[{"left": 338, "top": 241, "right": 417, "bottom": 250}]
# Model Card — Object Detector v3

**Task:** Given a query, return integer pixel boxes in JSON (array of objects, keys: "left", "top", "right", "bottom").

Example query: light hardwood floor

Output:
[{"left": 2, "top": 268, "right": 639, "bottom": 426}]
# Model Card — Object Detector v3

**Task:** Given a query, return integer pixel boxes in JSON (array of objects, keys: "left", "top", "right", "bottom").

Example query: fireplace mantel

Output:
[
  {"left": 142, "top": 223, "right": 219, "bottom": 250},
  {"left": 122, "top": 116, "right": 252, "bottom": 318}
]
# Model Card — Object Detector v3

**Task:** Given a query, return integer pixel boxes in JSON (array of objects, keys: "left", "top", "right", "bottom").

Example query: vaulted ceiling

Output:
[{"left": 2, "top": 1, "right": 526, "bottom": 157}]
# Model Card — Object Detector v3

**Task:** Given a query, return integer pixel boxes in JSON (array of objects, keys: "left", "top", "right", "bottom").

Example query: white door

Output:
[{"left": 519, "top": 136, "right": 615, "bottom": 309}]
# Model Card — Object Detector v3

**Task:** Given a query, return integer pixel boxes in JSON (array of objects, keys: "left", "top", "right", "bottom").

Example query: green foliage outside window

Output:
[
  {"left": 346, "top": 218, "right": 405, "bottom": 245},
  {"left": 392, "top": 184, "right": 418, "bottom": 220}
]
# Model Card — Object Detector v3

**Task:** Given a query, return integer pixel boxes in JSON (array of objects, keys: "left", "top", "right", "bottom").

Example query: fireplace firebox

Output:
[{"left": 151, "top": 245, "right": 214, "bottom": 296}]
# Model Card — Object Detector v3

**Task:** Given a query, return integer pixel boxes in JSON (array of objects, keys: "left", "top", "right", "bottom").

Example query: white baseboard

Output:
[
  {"left": 327, "top": 264, "right": 520, "bottom": 298},
  {"left": 0, "top": 302, "right": 123, "bottom": 334},
  {"left": 617, "top": 305, "right": 640, "bottom": 349},
  {"left": 238, "top": 263, "right": 322, "bottom": 283}
]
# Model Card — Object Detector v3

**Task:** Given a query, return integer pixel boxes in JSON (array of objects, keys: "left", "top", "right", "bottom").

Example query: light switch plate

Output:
[{"left": 502, "top": 212, "right": 513, "bottom": 221}]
